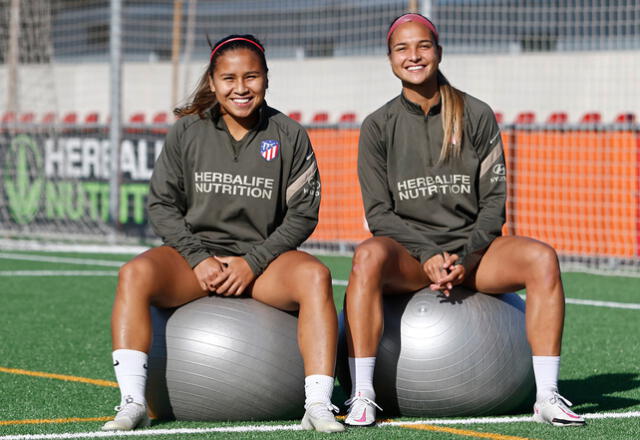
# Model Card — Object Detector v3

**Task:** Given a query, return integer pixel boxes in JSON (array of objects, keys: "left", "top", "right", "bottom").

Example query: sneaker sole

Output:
[
  {"left": 345, "top": 421, "right": 376, "bottom": 428},
  {"left": 301, "top": 414, "right": 344, "bottom": 433},
  {"left": 550, "top": 418, "right": 586, "bottom": 427},
  {"left": 101, "top": 415, "right": 150, "bottom": 431},
  {"left": 533, "top": 413, "right": 585, "bottom": 427}
]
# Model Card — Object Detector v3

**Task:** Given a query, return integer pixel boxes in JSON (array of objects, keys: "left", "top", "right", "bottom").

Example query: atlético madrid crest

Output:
[{"left": 260, "top": 140, "right": 279, "bottom": 162}]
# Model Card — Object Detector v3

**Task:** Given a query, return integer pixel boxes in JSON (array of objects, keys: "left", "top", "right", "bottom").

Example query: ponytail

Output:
[{"left": 437, "top": 71, "right": 464, "bottom": 164}]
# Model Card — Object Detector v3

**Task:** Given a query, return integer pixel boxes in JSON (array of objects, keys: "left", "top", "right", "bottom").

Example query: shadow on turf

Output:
[{"left": 560, "top": 373, "right": 640, "bottom": 412}]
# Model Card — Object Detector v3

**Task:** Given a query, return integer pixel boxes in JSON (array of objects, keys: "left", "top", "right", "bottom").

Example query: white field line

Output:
[
  {"left": 563, "top": 297, "right": 640, "bottom": 310},
  {"left": 0, "top": 253, "right": 124, "bottom": 267},
  {"left": 0, "top": 239, "right": 150, "bottom": 255},
  {"left": 380, "top": 410, "right": 640, "bottom": 426},
  {"left": 0, "top": 253, "right": 638, "bottom": 310},
  {"left": 516, "top": 293, "right": 640, "bottom": 310},
  {"left": 0, "top": 271, "right": 118, "bottom": 277},
  {"left": 1, "top": 411, "right": 639, "bottom": 440},
  {"left": 0, "top": 424, "right": 303, "bottom": 440},
  {"left": 560, "top": 264, "right": 640, "bottom": 279}
]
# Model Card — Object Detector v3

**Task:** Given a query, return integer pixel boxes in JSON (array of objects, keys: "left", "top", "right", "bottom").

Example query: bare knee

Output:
[
  {"left": 351, "top": 239, "right": 392, "bottom": 279},
  {"left": 117, "top": 258, "right": 158, "bottom": 300},
  {"left": 524, "top": 241, "right": 561, "bottom": 287},
  {"left": 293, "top": 260, "right": 333, "bottom": 304},
  {"left": 301, "top": 261, "right": 332, "bottom": 289}
]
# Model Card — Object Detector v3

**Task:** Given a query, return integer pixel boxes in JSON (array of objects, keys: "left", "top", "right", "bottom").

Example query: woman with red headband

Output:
[
  {"left": 102, "top": 34, "right": 344, "bottom": 433},
  {"left": 342, "top": 14, "right": 585, "bottom": 427}
]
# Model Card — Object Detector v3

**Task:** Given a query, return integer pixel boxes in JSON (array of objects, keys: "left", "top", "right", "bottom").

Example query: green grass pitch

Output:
[{"left": 0, "top": 250, "right": 638, "bottom": 439}]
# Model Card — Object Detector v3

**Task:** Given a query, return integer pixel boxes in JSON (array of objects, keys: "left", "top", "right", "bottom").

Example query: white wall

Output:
[{"left": 3, "top": 51, "right": 638, "bottom": 125}]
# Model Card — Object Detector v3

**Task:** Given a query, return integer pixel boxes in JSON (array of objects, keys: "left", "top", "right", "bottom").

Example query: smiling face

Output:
[
  {"left": 208, "top": 48, "right": 267, "bottom": 125},
  {"left": 388, "top": 21, "right": 442, "bottom": 88}
]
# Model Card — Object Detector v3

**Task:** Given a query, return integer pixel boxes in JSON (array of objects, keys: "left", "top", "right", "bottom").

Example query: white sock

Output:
[
  {"left": 348, "top": 357, "right": 376, "bottom": 398},
  {"left": 112, "top": 349, "right": 148, "bottom": 406},
  {"left": 532, "top": 355, "right": 560, "bottom": 402},
  {"left": 304, "top": 374, "right": 335, "bottom": 407}
]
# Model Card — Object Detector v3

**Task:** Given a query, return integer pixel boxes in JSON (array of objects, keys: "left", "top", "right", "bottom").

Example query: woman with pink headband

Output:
[
  {"left": 102, "top": 34, "right": 344, "bottom": 433},
  {"left": 342, "top": 14, "right": 585, "bottom": 427}
]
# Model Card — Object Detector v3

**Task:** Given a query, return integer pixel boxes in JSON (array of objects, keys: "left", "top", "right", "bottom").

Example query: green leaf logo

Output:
[{"left": 3, "top": 135, "right": 44, "bottom": 224}]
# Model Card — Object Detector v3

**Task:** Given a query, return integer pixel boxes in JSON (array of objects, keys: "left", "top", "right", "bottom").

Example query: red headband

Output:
[
  {"left": 210, "top": 37, "right": 264, "bottom": 62},
  {"left": 387, "top": 14, "right": 439, "bottom": 44}
]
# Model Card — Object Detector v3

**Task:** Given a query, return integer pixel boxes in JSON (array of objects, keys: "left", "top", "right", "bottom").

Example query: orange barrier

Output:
[
  {"left": 308, "top": 128, "right": 639, "bottom": 258},
  {"left": 508, "top": 130, "right": 637, "bottom": 258},
  {"left": 308, "top": 129, "right": 369, "bottom": 242}
]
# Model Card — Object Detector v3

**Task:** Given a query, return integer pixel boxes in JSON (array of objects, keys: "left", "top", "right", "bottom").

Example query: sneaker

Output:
[
  {"left": 301, "top": 402, "right": 345, "bottom": 433},
  {"left": 101, "top": 396, "right": 150, "bottom": 431},
  {"left": 344, "top": 391, "right": 382, "bottom": 427},
  {"left": 533, "top": 392, "right": 586, "bottom": 427}
]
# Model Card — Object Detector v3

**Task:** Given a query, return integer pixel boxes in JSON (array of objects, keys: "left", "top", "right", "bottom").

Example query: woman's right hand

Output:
[
  {"left": 193, "top": 257, "right": 228, "bottom": 293},
  {"left": 423, "top": 253, "right": 448, "bottom": 289},
  {"left": 432, "top": 253, "right": 465, "bottom": 296}
]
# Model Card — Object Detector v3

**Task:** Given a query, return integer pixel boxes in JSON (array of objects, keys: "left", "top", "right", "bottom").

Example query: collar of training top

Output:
[
  {"left": 400, "top": 92, "right": 442, "bottom": 117},
  {"left": 207, "top": 101, "right": 269, "bottom": 130}
]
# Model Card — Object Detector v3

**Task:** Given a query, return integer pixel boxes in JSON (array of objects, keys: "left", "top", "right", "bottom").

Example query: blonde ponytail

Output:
[{"left": 437, "top": 71, "right": 464, "bottom": 164}]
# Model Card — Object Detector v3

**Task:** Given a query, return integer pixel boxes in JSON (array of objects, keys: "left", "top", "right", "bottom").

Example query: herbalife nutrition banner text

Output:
[{"left": 1, "top": 129, "right": 162, "bottom": 236}]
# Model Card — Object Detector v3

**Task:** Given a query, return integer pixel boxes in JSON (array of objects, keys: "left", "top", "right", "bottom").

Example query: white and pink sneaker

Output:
[
  {"left": 344, "top": 391, "right": 382, "bottom": 427},
  {"left": 533, "top": 392, "right": 586, "bottom": 426}
]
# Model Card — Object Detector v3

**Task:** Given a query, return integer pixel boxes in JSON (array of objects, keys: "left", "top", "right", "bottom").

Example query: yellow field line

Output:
[
  {"left": 0, "top": 366, "right": 117, "bottom": 388},
  {"left": 0, "top": 416, "right": 112, "bottom": 426},
  {"left": 399, "top": 423, "right": 537, "bottom": 440},
  {"left": 0, "top": 368, "right": 536, "bottom": 439}
]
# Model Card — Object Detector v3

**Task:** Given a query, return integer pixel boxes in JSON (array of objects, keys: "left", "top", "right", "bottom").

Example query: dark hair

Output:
[{"left": 174, "top": 34, "right": 268, "bottom": 118}]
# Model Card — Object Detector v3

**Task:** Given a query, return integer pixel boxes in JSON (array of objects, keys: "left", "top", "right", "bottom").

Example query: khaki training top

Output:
[
  {"left": 148, "top": 103, "right": 320, "bottom": 276},
  {"left": 358, "top": 93, "right": 506, "bottom": 271}
]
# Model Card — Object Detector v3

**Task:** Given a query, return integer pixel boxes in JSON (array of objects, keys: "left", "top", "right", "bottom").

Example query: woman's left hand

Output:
[
  {"left": 429, "top": 253, "right": 466, "bottom": 296},
  {"left": 213, "top": 256, "right": 256, "bottom": 296}
]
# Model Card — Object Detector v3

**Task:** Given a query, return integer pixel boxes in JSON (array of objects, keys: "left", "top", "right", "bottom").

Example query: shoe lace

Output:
[
  {"left": 551, "top": 392, "right": 573, "bottom": 408},
  {"left": 305, "top": 402, "right": 340, "bottom": 420},
  {"left": 345, "top": 395, "right": 383, "bottom": 412},
  {"left": 113, "top": 396, "right": 137, "bottom": 413}
]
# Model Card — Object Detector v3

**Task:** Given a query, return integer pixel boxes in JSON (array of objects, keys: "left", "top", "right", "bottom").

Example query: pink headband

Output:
[
  {"left": 387, "top": 14, "right": 439, "bottom": 44},
  {"left": 210, "top": 37, "right": 264, "bottom": 62}
]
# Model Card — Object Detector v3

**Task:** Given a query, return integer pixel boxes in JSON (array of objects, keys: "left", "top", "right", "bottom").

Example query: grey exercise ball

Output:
[
  {"left": 147, "top": 296, "right": 305, "bottom": 421},
  {"left": 337, "top": 288, "right": 535, "bottom": 417}
]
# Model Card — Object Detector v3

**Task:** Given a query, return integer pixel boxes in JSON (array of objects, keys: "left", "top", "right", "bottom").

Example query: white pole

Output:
[
  {"left": 182, "top": 0, "right": 198, "bottom": 103},
  {"left": 171, "top": 0, "right": 184, "bottom": 108},
  {"left": 109, "top": 0, "right": 123, "bottom": 228},
  {"left": 7, "top": 0, "right": 20, "bottom": 114},
  {"left": 421, "top": 0, "right": 434, "bottom": 21}
]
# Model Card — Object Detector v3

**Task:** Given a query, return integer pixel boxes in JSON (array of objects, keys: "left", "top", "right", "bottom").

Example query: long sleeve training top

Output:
[
  {"left": 148, "top": 103, "right": 321, "bottom": 276},
  {"left": 358, "top": 92, "right": 506, "bottom": 271}
]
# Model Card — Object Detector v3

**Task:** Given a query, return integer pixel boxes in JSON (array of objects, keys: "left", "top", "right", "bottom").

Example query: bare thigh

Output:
[
  {"left": 354, "top": 236, "right": 431, "bottom": 294},
  {"left": 247, "top": 250, "right": 330, "bottom": 310},
  {"left": 464, "top": 235, "right": 555, "bottom": 293},
  {"left": 125, "top": 246, "right": 208, "bottom": 308}
]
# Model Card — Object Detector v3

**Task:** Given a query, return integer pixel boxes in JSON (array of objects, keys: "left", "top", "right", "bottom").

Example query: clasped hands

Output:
[
  {"left": 194, "top": 256, "right": 255, "bottom": 296},
  {"left": 423, "top": 252, "right": 466, "bottom": 296}
]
